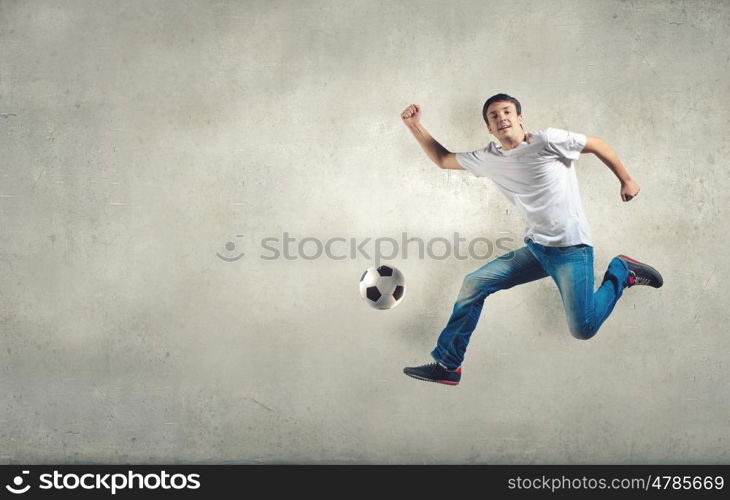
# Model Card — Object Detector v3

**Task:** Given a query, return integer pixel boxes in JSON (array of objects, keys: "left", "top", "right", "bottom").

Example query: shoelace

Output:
[
  {"left": 629, "top": 271, "right": 652, "bottom": 286},
  {"left": 412, "top": 362, "right": 452, "bottom": 373}
]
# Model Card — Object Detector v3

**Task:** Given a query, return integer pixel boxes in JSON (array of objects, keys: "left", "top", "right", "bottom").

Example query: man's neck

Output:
[{"left": 498, "top": 129, "right": 527, "bottom": 151}]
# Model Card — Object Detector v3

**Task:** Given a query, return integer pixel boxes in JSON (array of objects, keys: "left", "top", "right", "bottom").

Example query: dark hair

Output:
[{"left": 482, "top": 93, "right": 522, "bottom": 124}]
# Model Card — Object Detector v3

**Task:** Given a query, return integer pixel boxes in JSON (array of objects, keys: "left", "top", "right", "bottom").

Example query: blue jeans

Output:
[{"left": 431, "top": 237, "right": 631, "bottom": 370}]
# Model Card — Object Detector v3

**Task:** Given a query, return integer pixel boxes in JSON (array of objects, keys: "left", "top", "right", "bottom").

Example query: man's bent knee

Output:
[
  {"left": 458, "top": 273, "right": 497, "bottom": 302},
  {"left": 568, "top": 322, "right": 598, "bottom": 340}
]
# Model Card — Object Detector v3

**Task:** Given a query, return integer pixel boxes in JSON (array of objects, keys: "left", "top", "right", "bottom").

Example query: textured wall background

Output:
[{"left": 1, "top": 0, "right": 728, "bottom": 464}]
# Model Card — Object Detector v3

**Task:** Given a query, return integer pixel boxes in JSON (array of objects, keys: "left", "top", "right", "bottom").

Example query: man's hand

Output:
[
  {"left": 401, "top": 104, "right": 421, "bottom": 127},
  {"left": 621, "top": 179, "right": 640, "bottom": 202}
]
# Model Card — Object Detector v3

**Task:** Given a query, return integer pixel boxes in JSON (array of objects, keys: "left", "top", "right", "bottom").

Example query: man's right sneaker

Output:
[
  {"left": 617, "top": 254, "right": 664, "bottom": 288},
  {"left": 403, "top": 362, "right": 461, "bottom": 386}
]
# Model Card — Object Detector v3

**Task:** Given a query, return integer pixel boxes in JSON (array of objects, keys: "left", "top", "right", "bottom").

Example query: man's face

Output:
[{"left": 485, "top": 101, "right": 524, "bottom": 141}]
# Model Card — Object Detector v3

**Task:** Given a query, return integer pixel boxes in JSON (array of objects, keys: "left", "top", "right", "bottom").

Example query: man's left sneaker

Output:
[
  {"left": 403, "top": 362, "right": 461, "bottom": 385},
  {"left": 617, "top": 254, "right": 664, "bottom": 288}
]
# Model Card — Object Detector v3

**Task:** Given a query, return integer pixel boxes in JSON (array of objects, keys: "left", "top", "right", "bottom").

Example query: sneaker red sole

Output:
[
  {"left": 617, "top": 254, "right": 647, "bottom": 266},
  {"left": 618, "top": 254, "right": 660, "bottom": 273}
]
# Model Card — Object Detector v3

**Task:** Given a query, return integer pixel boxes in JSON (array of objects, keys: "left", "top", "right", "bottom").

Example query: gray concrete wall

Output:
[{"left": 1, "top": 0, "right": 728, "bottom": 464}]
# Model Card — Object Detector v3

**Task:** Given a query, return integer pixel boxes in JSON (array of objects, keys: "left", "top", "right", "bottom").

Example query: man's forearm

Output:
[
  {"left": 407, "top": 122, "right": 451, "bottom": 168},
  {"left": 591, "top": 139, "right": 632, "bottom": 184}
]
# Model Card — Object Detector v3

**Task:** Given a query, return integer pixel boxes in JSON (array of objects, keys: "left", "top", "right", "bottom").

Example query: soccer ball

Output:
[{"left": 359, "top": 265, "right": 405, "bottom": 310}]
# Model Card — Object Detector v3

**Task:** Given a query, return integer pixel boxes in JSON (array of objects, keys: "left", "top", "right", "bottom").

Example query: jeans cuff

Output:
[{"left": 431, "top": 350, "right": 459, "bottom": 370}]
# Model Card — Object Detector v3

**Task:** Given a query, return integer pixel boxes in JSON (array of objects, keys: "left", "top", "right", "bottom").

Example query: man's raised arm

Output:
[
  {"left": 582, "top": 135, "right": 641, "bottom": 202},
  {"left": 401, "top": 104, "right": 464, "bottom": 170}
]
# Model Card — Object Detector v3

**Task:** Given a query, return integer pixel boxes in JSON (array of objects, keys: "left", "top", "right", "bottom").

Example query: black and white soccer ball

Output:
[{"left": 359, "top": 265, "right": 405, "bottom": 310}]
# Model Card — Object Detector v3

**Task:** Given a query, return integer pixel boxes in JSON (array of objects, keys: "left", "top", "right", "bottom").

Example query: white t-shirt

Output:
[{"left": 456, "top": 128, "right": 592, "bottom": 247}]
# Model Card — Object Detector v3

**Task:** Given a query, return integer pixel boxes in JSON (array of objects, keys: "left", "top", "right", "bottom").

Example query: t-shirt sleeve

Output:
[
  {"left": 455, "top": 148, "right": 489, "bottom": 176},
  {"left": 544, "top": 128, "right": 587, "bottom": 160}
]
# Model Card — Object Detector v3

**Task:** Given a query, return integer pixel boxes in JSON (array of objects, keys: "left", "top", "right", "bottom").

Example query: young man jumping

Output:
[{"left": 401, "top": 93, "right": 663, "bottom": 386}]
